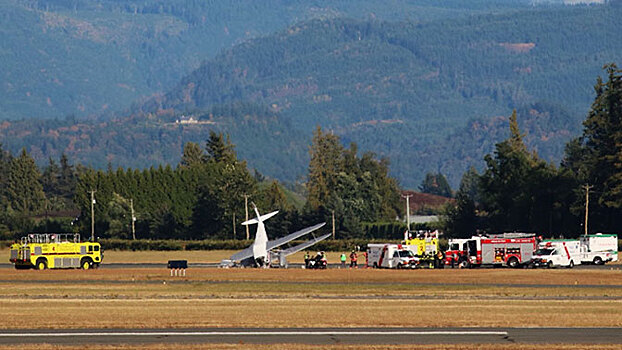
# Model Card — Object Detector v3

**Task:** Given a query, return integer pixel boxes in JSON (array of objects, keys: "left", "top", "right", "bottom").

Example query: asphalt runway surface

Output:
[{"left": 0, "top": 327, "right": 621, "bottom": 345}]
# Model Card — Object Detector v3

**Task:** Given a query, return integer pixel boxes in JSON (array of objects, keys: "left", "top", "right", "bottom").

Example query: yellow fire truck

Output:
[
  {"left": 404, "top": 230, "right": 440, "bottom": 256},
  {"left": 9, "top": 233, "right": 102, "bottom": 270},
  {"left": 404, "top": 230, "right": 442, "bottom": 268}
]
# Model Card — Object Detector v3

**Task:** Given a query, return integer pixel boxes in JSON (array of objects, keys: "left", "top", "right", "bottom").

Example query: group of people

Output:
[
  {"left": 304, "top": 250, "right": 364, "bottom": 269},
  {"left": 304, "top": 251, "right": 327, "bottom": 269},
  {"left": 340, "top": 251, "right": 359, "bottom": 268}
]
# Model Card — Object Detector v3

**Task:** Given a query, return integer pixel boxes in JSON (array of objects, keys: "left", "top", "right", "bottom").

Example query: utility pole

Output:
[
  {"left": 233, "top": 212, "right": 236, "bottom": 239},
  {"left": 584, "top": 184, "right": 593, "bottom": 236},
  {"left": 130, "top": 198, "right": 136, "bottom": 240},
  {"left": 243, "top": 194, "right": 250, "bottom": 240},
  {"left": 89, "top": 190, "right": 96, "bottom": 241},
  {"left": 402, "top": 193, "right": 413, "bottom": 234},
  {"left": 332, "top": 210, "right": 336, "bottom": 239}
]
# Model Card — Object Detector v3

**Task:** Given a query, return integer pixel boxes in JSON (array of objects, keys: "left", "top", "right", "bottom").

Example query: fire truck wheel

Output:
[
  {"left": 593, "top": 256, "right": 603, "bottom": 265},
  {"left": 458, "top": 259, "right": 469, "bottom": 269},
  {"left": 36, "top": 259, "right": 47, "bottom": 270},
  {"left": 568, "top": 260, "right": 574, "bottom": 268},
  {"left": 507, "top": 257, "right": 519, "bottom": 268},
  {"left": 547, "top": 261, "right": 554, "bottom": 269},
  {"left": 81, "top": 258, "right": 92, "bottom": 270},
  {"left": 373, "top": 262, "right": 378, "bottom": 268}
]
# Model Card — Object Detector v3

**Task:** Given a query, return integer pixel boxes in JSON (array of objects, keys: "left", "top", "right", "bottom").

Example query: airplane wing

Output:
[
  {"left": 280, "top": 233, "right": 332, "bottom": 256},
  {"left": 229, "top": 246, "right": 254, "bottom": 262},
  {"left": 267, "top": 222, "right": 326, "bottom": 250}
]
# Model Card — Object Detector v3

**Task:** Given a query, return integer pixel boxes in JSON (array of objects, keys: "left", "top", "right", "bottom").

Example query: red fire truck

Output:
[{"left": 445, "top": 233, "right": 537, "bottom": 268}]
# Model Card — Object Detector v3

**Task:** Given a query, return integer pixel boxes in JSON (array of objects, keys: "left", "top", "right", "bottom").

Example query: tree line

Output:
[
  {"left": 1, "top": 65, "right": 621, "bottom": 241},
  {"left": 0, "top": 129, "right": 401, "bottom": 240},
  {"left": 444, "top": 64, "right": 622, "bottom": 237}
]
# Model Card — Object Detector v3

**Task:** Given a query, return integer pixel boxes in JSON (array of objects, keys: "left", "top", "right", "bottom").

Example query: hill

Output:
[
  {"left": 0, "top": 0, "right": 529, "bottom": 120},
  {"left": 144, "top": 7, "right": 620, "bottom": 185},
  {"left": 1, "top": 2, "right": 620, "bottom": 187}
]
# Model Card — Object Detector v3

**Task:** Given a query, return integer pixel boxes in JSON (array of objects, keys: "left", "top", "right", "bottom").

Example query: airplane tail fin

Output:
[{"left": 242, "top": 210, "right": 279, "bottom": 225}]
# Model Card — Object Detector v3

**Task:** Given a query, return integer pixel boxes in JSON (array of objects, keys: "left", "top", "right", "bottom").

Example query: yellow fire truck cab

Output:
[{"left": 9, "top": 233, "right": 102, "bottom": 270}]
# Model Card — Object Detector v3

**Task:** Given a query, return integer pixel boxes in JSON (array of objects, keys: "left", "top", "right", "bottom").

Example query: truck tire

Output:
[
  {"left": 81, "top": 258, "right": 92, "bottom": 270},
  {"left": 593, "top": 256, "right": 604, "bottom": 265},
  {"left": 459, "top": 259, "right": 470, "bottom": 269},
  {"left": 547, "top": 261, "right": 553, "bottom": 269},
  {"left": 507, "top": 257, "right": 519, "bottom": 268},
  {"left": 373, "top": 262, "right": 378, "bottom": 268},
  {"left": 36, "top": 258, "right": 47, "bottom": 270},
  {"left": 568, "top": 260, "right": 574, "bottom": 269}
]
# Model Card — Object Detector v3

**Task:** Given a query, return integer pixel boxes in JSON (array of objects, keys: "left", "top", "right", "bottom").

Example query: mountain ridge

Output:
[{"left": 2, "top": 2, "right": 619, "bottom": 188}]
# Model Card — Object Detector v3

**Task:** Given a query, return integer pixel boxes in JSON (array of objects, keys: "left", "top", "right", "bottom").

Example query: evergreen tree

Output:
[
  {"left": 443, "top": 168, "right": 480, "bottom": 238},
  {"left": 0, "top": 144, "right": 12, "bottom": 208},
  {"left": 419, "top": 172, "right": 453, "bottom": 197},
  {"left": 479, "top": 110, "right": 556, "bottom": 232},
  {"left": 180, "top": 142, "right": 204, "bottom": 168},
  {"left": 191, "top": 131, "right": 257, "bottom": 238},
  {"left": 204, "top": 130, "right": 237, "bottom": 164},
  {"left": 58, "top": 153, "right": 77, "bottom": 201},
  {"left": 307, "top": 126, "right": 344, "bottom": 210},
  {"left": 305, "top": 127, "right": 401, "bottom": 236},
  {"left": 261, "top": 180, "right": 291, "bottom": 211},
  {"left": 562, "top": 63, "right": 622, "bottom": 231},
  {"left": 6, "top": 148, "right": 46, "bottom": 214}
]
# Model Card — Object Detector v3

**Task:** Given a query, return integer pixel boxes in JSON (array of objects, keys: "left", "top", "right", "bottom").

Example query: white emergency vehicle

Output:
[
  {"left": 367, "top": 244, "right": 418, "bottom": 269},
  {"left": 531, "top": 240, "right": 577, "bottom": 268},
  {"left": 579, "top": 234, "right": 618, "bottom": 265}
]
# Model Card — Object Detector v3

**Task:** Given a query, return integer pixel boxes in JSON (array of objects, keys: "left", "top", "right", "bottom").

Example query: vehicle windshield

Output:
[
  {"left": 535, "top": 248, "right": 554, "bottom": 256},
  {"left": 398, "top": 250, "right": 414, "bottom": 258},
  {"left": 449, "top": 243, "right": 460, "bottom": 250}
]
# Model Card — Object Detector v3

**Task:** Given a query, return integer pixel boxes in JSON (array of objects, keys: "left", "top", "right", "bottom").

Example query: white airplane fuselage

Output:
[{"left": 252, "top": 219, "right": 268, "bottom": 264}]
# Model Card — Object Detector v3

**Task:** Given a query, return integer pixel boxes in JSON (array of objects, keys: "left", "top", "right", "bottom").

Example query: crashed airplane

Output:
[{"left": 220, "top": 203, "right": 329, "bottom": 268}]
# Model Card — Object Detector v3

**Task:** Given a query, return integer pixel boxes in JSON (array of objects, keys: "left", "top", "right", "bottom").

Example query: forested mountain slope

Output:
[
  {"left": 1, "top": 1, "right": 620, "bottom": 188},
  {"left": 1, "top": 0, "right": 528, "bottom": 120},
  {"left": 145, "top": 6, "right": 621, "bottom": 185}
]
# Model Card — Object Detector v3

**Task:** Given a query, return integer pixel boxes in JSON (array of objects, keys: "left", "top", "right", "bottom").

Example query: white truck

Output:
[
  {"left": 579, "top": 234, "right": 618, "bottom": 265},
  {"left": 531, "top": 240, "right": 578, "bottom": 268},
  {"left": 367, "top": 244, "right": 418, "bottom": 269}
]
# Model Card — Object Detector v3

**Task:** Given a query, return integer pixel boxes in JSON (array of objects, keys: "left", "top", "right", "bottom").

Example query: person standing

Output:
[
  {"left": 340, "top": 253, "right": 347, "bottom": 268},
  {"left": 349, "top": 250, "right": 358, "bottom": 268},
  {"left": 304, "top": 251, "right": 310, "bottom": 268}
]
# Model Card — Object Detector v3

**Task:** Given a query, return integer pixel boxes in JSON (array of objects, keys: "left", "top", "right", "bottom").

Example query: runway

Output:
[{"left": 0, "top": 328, "right": 621, "bottom": 345}]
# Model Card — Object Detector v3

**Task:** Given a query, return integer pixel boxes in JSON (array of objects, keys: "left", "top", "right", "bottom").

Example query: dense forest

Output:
[
  {"left": 3, "top": 3, "right": 621, "bottom": 187},
  {"left": 445, "top": 64, "right": 622, "bottom": 236},
  {"left": 1, "top": 65, "right": 621, "bottom": 241},
  {"left": 0, "top": 129, "right": 402, "bottom": 241},
  {"left": 1, "top": 0, "right": 532, "bottom": 120},
  {"left": 2, "top": 2, "right": 622, "bottom": 240}
]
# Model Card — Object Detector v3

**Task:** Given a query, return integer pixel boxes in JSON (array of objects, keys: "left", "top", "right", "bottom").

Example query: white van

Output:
[
  {"left": 367, "top": 244, "right": 418, "bottom": 269},
  {"left": 531, "top": 241, "right": 577, "bottom": 268}
]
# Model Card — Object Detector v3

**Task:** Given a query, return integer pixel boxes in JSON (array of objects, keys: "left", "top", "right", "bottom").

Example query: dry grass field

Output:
[
  {"left": 1, "top": 249, "right": 621, "bottom": 349},
  {"left": 1, "top": 267, "right": 621, "bottom": 329}
]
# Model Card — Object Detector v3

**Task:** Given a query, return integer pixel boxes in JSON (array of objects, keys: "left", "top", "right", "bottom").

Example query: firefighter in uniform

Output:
[{"left": 349, "top": 250, "right": 358, "bottom": 268}]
